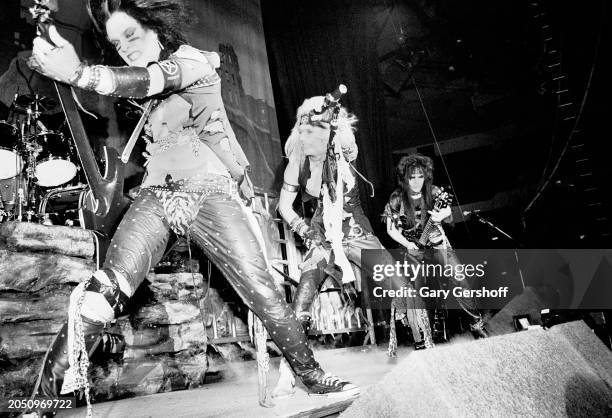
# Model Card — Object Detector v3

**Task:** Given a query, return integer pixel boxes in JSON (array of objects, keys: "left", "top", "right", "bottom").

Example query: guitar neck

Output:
[
  {"left": 54, "top": 85, "right": 103, "bottom": 184},
  {"left": 417, "top": 204, "right": 445, "bottom": 245}
]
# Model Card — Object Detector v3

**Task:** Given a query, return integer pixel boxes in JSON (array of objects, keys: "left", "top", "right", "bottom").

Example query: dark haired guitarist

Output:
[{"left": 384, "top": 153, "right": 488, "bottom": 339}]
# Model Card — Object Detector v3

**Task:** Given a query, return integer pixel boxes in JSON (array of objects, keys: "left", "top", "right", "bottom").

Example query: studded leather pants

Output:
[
  {"left": 34, "top": 182, "right": 320, "bottom": 404},
  {"left": 111, "top": 187, "right": 320, "bottom": 375}
]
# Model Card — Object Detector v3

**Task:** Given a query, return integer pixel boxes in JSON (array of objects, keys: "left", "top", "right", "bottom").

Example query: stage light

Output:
[{"left": 513, "top": 314, "right": 531, "bottom": 331}]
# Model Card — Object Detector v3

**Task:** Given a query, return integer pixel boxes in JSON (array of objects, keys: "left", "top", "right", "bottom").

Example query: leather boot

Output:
[
  {"left": 27, "top": 317, "right": 105, "bottom": 417},
  {"left": 300, "top": 368, "right": 360, "bottom": 398},
  {"left": 271, "top": 274, "right": 318, "bottom": 400},
  {"left": 293, "top": 268, "right": 325, "bottom": 317}
]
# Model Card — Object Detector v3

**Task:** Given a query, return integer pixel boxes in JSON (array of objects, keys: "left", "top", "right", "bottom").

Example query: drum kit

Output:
[{"left": 0, "top": 94, "right": 86, "bottom": 225}]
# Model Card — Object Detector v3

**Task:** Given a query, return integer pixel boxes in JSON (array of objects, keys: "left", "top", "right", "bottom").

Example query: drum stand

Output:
[{"left": 0, "top": 93, "right": 82, "bottom": 226}]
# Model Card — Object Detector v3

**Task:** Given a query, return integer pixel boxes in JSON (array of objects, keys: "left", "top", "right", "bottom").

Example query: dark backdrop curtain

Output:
[{"left": 262, "top": 0, "right": 393, "bottom": 236}]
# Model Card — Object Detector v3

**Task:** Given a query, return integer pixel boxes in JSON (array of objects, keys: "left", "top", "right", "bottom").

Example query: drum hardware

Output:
[
  {"left": 0, "top": 90, "right": 109, "bottom": 227},
  {"left": 41, "top": 212, "right": 53, "bottom": 226},
  {"left": 0, "top": 175, "right": 28, "bottom": 221},
  {"left": 13, "top": 94, "right": 58, "bottom": 116},
  {"left": 38, "top": 184, "right": 88, "bottom": 227},
  {"left": 17, "top": 187, "right": 27, "bottom": 222}
]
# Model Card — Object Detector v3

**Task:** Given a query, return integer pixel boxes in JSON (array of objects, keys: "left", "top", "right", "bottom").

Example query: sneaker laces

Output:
[{"left": 320, "top": 373, "right": 346, "bottom": 387}]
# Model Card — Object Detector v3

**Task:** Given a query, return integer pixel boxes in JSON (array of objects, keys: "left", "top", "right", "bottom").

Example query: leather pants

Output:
[
  {"left": 104, "top": 187, "right": 320, "bottom": 376},
  {"left": 34, "top": 183, "right": 321, "bottom": 407}
]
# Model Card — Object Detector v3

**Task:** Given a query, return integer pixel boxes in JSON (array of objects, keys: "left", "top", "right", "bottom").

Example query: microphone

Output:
[
  {"left": 324, "top": 84, "right": 347, "bottom": 106},
  {"left": 309, "top": 85, "right": 348, "bottom": 124}
]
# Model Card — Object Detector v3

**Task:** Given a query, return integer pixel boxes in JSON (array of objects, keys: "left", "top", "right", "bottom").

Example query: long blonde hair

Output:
[{"left": 284, "top": 96, "right": 358, "bottom": 163}]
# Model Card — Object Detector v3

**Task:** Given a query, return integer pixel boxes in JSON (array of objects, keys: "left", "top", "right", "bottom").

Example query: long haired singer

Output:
[{"left": 27, "top": 1, "right": 358, "bottom": 415}]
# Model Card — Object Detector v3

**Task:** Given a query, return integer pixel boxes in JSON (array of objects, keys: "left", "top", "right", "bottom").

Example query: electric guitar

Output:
[
  {"left": 30, "top": 0, "right": 129, "bottom": 261},
  {"left": 399, "top": 188, "right": 454, "bottom": 248}
]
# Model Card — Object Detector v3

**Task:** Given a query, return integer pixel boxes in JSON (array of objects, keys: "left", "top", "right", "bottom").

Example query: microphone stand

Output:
[
  {"left": 311, "top": 85, "right": 346, "bottom": 202},
  {"left": 472, "top": 211, "right": 526, "bottom": 289},
  {"left": 472, "top": 212, "right": 518, "bottom": 244}
]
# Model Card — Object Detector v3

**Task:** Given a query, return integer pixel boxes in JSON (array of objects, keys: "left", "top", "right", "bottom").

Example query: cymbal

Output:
[{"left": 13, "top": 94, "right": 59, "bottom": 114}]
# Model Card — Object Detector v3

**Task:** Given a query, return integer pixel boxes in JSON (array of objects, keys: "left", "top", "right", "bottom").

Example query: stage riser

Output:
[
  {"left": 1, "top": 201, "right": 282, "bottom": 401},
  {"left": 0, "top": 249, "right": 94, "bottom": 292},
  {"left": 0, "top": 221, "right": 95, "bottom": 259},
  {"left": 0, "top": 241, "right": 249, "bottom": 402},
  {"left": 342, "top": 321, "right": 612, "bottom": 417}
]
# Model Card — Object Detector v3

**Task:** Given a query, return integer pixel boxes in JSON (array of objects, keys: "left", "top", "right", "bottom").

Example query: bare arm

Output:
[
  {"left": 278, "top": 158, "right": 301, "bottom": 224},
  {"left": 386, "top": 217, "right": 418, "bottom": 250}
]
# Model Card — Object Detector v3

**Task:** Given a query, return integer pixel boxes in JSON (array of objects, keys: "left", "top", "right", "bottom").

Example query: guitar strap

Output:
[{"left": 121, "top": 100, "right": 155, "bottom": 163}]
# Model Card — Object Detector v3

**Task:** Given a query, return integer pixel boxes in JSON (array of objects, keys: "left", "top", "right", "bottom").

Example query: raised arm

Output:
[{"left": 30, "top": 26, "right": 217, "bottom": 98}]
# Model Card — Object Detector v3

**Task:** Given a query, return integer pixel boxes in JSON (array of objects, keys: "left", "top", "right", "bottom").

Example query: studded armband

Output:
[{"left": 73, "top": 65, "right": 151, "bottom": 98}]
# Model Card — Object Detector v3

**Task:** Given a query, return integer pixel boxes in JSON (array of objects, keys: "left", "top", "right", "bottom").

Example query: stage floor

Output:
[{"left": 60, "top": 344, "right": 417, "bottom": 418}]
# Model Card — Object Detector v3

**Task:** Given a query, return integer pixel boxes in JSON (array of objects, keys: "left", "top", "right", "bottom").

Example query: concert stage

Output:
[
  {"left": 58, "top": 321, "right": 612, "bottom": 418},
  {"left": 60, "top": 345, "right": 412, "bottom": 418}
]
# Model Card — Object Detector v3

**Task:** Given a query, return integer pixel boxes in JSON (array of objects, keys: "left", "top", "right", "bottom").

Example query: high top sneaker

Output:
[{"left": 301, "top": 368, "right": 360, "bottom": 398}]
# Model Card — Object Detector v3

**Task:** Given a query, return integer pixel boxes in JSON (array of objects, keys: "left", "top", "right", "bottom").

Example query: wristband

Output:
[
  {"left": 289, "top": 216, "right": 309, "bottom": 238},
  {"left": 104, "top": 66, "right": 151, "bottom": 98}
]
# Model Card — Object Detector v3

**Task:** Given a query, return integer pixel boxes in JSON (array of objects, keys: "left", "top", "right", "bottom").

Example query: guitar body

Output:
[
  {"left": 77, "top": 146, "right": 129, "bottom": 234},
  {"left": 400, "top": 222, "right": 443, "bottom": 249},
  {"left": 54, "top": 85, "right": 129, "bottom": 232},
  {"left": 398, "top": 188, "right": 454, "bottom": 249}
]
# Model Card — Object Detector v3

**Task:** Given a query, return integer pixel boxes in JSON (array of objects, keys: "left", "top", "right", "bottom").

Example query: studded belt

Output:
[{"left": 144, "top": 175, "right": 237, "bottom": 195}]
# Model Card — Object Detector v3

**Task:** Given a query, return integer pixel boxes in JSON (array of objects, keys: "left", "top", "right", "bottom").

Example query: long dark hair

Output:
[
  {"left": 86, "top": 0, "right": 190, "bottom": 61},
  {"left": 388, "top": 153, "right": 434, "bottom": 228}
]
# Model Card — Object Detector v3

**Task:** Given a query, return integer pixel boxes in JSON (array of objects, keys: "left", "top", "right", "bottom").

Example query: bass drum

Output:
[
  {"left": 33, "top": 132, "right": 78, "bottom": 187},
  {"left": 0, "top": 121, "right": 23, "bottom": 180}
]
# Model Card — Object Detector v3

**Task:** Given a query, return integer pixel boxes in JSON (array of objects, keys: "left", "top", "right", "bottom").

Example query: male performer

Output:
[
  {"left": 273, "top": 95, "right": 431, "bottom": 397},
  {"left": 384, "top": 153, "right": 488, "bottom": 338},
  {"left": 27, "top": 1, "right": 357, "bottom": 415}
]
